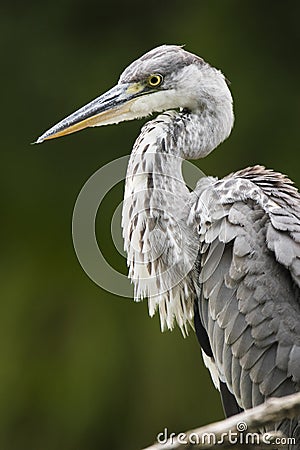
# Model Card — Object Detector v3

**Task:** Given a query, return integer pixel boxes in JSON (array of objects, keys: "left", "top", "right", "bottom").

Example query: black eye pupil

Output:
[{"left": 149, "top": 75, "right": 162, "bottom": 86}]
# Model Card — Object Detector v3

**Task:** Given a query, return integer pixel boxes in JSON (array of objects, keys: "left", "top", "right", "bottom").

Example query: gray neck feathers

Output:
[{"left": 122, "top": 96, "right": 233, "bottom": 333}]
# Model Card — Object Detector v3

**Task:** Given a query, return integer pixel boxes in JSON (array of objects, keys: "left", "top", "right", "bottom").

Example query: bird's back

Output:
[{"left": 191, "top": 165, "right": 300, "bottom": 448}]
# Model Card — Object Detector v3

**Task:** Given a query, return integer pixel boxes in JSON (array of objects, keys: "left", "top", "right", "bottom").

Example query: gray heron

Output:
[{"left": 37, "top": 45, "right": 300, "bottom": 447}]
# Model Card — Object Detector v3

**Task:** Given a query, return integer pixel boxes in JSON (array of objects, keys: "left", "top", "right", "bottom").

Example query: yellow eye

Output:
[{"left": 147, "top": 74, "right": 163, "bottom": 87}]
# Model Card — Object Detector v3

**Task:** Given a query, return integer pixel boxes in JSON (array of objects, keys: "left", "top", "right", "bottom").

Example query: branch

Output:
[{"left": 142, "top": 392, "right": 300, "bottom": 449}]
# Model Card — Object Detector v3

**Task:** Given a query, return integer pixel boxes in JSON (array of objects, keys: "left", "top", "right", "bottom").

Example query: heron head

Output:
[{"left": 36, "top": 45, "right": 232, "bottom": 143}]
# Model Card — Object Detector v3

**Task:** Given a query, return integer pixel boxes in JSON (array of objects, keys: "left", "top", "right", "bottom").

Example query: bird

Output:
[{"left": 36, "top": 45, "right": 300, "bottom": 447}]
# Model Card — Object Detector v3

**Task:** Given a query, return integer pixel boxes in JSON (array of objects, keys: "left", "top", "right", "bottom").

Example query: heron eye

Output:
[{"left": 147, "top": 74, "right": 163, "bottom": 87}]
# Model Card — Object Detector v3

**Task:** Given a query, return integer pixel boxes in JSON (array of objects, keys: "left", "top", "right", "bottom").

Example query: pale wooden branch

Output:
[{"left": 142, "top": 392, "right": 300, "bottom": 450}]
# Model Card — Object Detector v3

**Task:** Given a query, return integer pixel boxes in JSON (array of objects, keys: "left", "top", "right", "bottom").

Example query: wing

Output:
[{"left": 190, "top": 166, "right": 300, "bottom": 414}]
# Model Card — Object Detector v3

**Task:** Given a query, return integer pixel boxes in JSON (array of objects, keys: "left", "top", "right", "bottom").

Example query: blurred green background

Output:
[{"left": 2, "top": 1, "right": 300, "bottom": 449}]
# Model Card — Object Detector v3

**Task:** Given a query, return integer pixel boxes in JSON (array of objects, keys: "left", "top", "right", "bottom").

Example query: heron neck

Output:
[
  {"left": 175, "top": 103, "right": 233, "bottom": 160},
  {"left": 124, "top": 116, "right": 190, "bottom": 205},
  {"left": 122, "top": 116, "right": 198, "bottom": 334},
  {"left": 124, "top": 101, "right": 233, "bottom": 206}
]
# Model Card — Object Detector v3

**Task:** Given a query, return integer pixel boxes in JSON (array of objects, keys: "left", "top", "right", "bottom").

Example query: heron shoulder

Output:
[{"left": 191, "top": 167, "right": 300, "bottom": 409}]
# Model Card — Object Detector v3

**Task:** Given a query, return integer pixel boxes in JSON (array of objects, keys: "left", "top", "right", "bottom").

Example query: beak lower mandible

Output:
[{"left": 35, "top": 82, "right": 144, "bottom": 144}]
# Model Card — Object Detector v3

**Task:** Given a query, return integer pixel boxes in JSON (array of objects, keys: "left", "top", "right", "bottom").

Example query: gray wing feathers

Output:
[
  {"left": 267, "top": 226, "right": 300, "bottom": 283},
  {"left": 234, "top": 166, "right": 300, "bottom": 287},
  {"left": 191, "top": 166, "right": 300, "bottom": 412}
]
